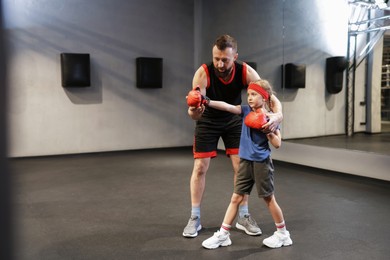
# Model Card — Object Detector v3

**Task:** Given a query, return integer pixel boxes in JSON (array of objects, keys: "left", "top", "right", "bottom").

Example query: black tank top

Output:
[{"left": 201, "top": 61, "right": 247, "bottom": 120}]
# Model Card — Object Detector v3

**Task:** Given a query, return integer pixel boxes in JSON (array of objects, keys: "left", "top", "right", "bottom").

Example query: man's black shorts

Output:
[{"left": 193, "top": 114, "right": 242, "bottom": 158}]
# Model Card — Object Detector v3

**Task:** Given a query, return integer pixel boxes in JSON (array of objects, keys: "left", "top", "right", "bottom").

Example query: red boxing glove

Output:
[
  {"left": 244, "top": 110, "right": 268, "bottom": 129},
  {"left": 187, "top": 89, "right": 202, "bottom": 107},
  {"left": 187, "top": 87, "right": 210, "bottom": 107}
]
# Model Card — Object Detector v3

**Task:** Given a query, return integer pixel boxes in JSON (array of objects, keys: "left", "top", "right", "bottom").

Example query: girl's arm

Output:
[
  {"left": 266, "top": 129, "right": 282, "bottom": 149},
  {"left": 208, "top": 100, "right": 242, "bottom": 115}
]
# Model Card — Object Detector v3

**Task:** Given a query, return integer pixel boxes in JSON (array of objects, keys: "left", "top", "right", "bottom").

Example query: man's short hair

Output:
[{"left": 214, "top": 34, "right": 237, "bottom": 52}]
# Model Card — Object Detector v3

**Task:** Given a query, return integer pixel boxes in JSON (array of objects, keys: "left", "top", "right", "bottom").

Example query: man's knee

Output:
[
  {"left": 194, "top": 158, "right": 210, "bottom": 172},
  {"left": 231, "top": 193, "right": 244, "bottom": 205}
]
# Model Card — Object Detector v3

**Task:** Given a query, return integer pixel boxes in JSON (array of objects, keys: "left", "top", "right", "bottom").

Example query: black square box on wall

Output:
[
  {"left": 326, "top": 56, "right": 347, "bottom": 94},
  {"left": 136, "top": 57, "right": 163, "bottom": 88},
  {"left": 283, "top": 63, "right": 306, "bottom": 89},
  {"left": 61, "top": 53, "right": 90, "bottom": 87}
]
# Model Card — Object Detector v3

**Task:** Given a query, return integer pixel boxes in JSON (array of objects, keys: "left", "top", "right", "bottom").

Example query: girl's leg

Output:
[
  {"left": 262, "top": 194, "right": 292, "bottom": 248},
  {"left": 201, "top": 193, "right": 244, "bottom": 249},
  {"left": 221, "top": 193, "right": 245, "bottom": 231},
  {"left": 264, "top": 194, "right": 284, "bottom": 227}
]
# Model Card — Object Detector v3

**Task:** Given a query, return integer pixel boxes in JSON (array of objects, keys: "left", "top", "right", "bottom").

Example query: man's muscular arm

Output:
[
  {"left": 246, "top": 64, "right": 261, "bottom": 83},
  {"left": 263, "top": 95, "right": 283, "bottom": 133},
  {"left": 187, "top": 66, "right": 208, "bottom": 120}
]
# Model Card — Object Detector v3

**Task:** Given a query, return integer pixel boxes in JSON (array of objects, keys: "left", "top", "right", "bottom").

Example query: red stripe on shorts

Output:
[
  {"left": 226, "top": 148, "right": 239, "bottom": 156},
  {"left": 194, "top": 151, "right": 217, "bottom": 159}
]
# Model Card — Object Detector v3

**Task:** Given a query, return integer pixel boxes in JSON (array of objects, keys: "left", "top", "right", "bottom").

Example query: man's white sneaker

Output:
[
  {"left": 202, "top": 230, "right": 232, "bottom": 249},
  {"left": 263, "top": 231, "right": 293, "bottom": 248}
]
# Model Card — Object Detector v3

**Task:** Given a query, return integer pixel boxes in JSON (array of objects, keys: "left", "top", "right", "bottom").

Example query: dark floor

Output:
[
  {"left": 285, "top": 132, "right": 390, "bottom": 156},
  {"left": 9, "top": 147, "right": 390, "bottom": 260}
]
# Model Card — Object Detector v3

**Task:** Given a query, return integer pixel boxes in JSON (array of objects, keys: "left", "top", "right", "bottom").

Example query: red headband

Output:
[{"left": 248, "top": 83, "right": 269, "bottom": 100}]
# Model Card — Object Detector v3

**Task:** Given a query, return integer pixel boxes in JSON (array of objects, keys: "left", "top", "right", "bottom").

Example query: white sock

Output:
[
  {"left": 220, "top": 223, "right": 231, "bottom": 235},
  {"left": 275, "top": 221, "right": 286, "bottom": 233}
]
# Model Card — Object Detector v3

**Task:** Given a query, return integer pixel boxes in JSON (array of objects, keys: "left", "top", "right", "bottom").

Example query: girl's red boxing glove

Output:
[{"left": 244, "top": 110, "right": 268, "bottom": 129}]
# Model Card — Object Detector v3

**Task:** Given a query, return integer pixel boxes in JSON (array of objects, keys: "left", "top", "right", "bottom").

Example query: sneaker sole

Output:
[
  {"left": 263, "top": 239, "right": 293, "bottom": 248},
  {"left": 182, "top": 224, "right": 202, "bottom": 238},
  {"left": 235, "top": 223, "right": 262, "bottom": 236},
  {"left": 202, "top": 239, "right": 232, "bottom": 249}
]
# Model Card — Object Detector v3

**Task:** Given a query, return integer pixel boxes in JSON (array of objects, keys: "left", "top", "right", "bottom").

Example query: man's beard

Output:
[{"left": 213, "top": 66, "right": 232, "bottom": 79}]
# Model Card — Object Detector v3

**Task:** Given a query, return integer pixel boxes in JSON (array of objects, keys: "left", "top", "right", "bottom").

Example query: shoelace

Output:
[
  {"left": 245, "top": 215, "right": 257, "bottom": 225},
  {"left": 188, "top": 217, "right": 198, "bottom": 227}
]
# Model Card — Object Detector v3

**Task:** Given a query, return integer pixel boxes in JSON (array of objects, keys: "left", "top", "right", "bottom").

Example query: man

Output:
[{"left": 183, "top": 35, "right": 283, "bottom": 238}]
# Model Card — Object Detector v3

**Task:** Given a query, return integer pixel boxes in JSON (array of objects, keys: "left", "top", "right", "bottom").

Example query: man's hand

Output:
[
  {"left": 262, "top": 111, "right": 283, "bottom": 133},
  {"left": 188, "top": 105, "right": 205, "bottom": 120}
]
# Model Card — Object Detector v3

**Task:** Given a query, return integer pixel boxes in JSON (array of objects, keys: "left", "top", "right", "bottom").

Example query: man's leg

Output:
[
  {"left": 183, "top": 157, "right": 211, "bottom": 238},
  {"left": 230, "top": 155, "right": 262, "bottom": 236}
]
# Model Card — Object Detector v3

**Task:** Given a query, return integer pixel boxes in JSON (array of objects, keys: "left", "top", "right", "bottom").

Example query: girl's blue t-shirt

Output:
[{"left": 239, "top": 105, "right": 271, "bottom": 162}]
